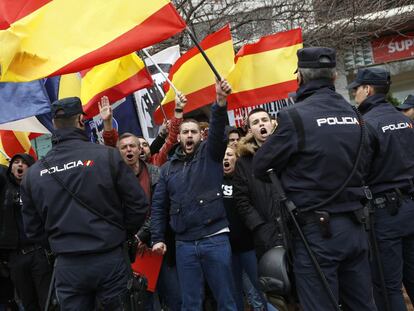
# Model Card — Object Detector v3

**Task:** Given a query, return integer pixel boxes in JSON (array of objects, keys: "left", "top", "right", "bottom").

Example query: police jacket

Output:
[
  {"left": 358, "top": 94, "right": 414, "bottom": 194},
  {"left": 21, "top": 128, "right": 148, "bottom": 255},
  {"left": 253, "top": 79, "right": 372, "bottom": 213},
  {"left": 151, "top": 104, "right": 228, "bottom": 243},
  {"left": 233, "top": 134, "right": 280, "bottom": 256}
]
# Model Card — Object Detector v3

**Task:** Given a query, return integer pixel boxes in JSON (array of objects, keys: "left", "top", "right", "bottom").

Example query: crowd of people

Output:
[{"left": 1, "top": 47, "right": 414, "bottom": 311}]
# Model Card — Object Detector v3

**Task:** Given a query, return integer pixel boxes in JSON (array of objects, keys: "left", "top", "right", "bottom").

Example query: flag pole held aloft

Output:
[{"left": 186, "top": 27, "right": 222, "bottom": 82}]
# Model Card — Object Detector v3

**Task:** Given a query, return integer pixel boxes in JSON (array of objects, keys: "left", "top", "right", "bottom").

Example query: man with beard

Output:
[
  {"left": 100, "top": 95, "right": 185, "bottom": 167},
  {"left": 253, "top": 48, "right": 377, "bottom": 311},
  {"left": 348, "top": 68, "right": 414, "bottom": 310},
  {"left": 151, "top": 80, "right": 236, "bottom": 311},
  {"left": 233, "top": 108, "right": 280, "bottom": 259},
  {"left": 0, "top": 154, "right": 52, "bottom": 311}
]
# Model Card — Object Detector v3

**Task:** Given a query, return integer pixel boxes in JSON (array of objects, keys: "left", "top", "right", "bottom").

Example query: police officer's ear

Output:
[{"left": 78, "top": 115, "right": 85, "bottom": 129}]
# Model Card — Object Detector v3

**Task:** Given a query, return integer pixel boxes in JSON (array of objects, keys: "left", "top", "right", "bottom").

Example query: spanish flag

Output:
[
  {"left": 0, "top": 130, "right": 37, "bottom": 166},
  {"left": 154, "top": 25, "right": 235, "bottom": 124},
  {"left": 0, "top": 0, "right": 186, "bottom": 82},
  {"left": 227, "top": 28, "right": 303, "bottom": 110},
  {"left": 49, "top": 53, "right": 153, "bottom": 117}
]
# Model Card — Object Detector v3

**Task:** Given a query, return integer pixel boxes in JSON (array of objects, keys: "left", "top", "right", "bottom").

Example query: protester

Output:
[
  {"left": 0, "top": 155, "right": 51, "bottom": 311},
  {"left": 349, "top": 68, "right": 414, "bottom": 310},
  {"left": 227, "top": 128, "right": 242, "bottom": 147},
  {"left": 21, "top": 97, "right": 149, "bottom": 310},
  {"left": 223, "top": 145, "right": 277, "bottom": 311},
  {"left": 233, "top": 108, "right": 280, "bottom": 259},
  {"left": 396, "top": 94, "right": 414, "bottom": 119},
  {"left": 253, "top": 47, "right": 377, "bottom": 311},
  {"left": 151, "top": 79, "right": 237, "bottom": 311},
  {"left": 100, "top": 95, "right": 186, "bottom": 167}
]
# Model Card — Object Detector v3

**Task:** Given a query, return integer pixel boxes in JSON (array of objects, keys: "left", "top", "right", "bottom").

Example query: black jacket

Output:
[
  {"left": 254, "top": 79, "right": 372, "bottom": 213},
  {"left": 233, "top": 134, "right": 281, "bottom": 257},
  {"left": 0, "top": 156, "right": 37, "bottom": 250},
  {"left": 21, "top": 128, "right": 148, "bottom": 255},
  {"left": 223, "top": 174, "right": 254, "bottom": 253},
  {"left": 359, "top": 94, "right": 414, "bottom": 194}
]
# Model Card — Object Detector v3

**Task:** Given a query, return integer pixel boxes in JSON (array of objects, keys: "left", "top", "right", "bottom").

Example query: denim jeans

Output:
[
  {"left": 157, "top": 259, "right": 182, "bottom": 311},
  {"left": 175, "top": 233, "right": 237, "bottom": 311},
  {"left": 232, "top": 250, "right": 278, "bottom": 311}
]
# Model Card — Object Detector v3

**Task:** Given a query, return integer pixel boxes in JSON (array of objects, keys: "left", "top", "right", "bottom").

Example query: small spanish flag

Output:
[
  {"left": 50, "top": 53, "right": 153, "bottom": 117},
  {"left": 154, "top": 25, "right": 235, "bottom": 125},
  {"left": 0, "top": 0, "right": 186, "bottom": 82},
  {"left": 227, "top": 28, "right": 303, "bottom": 110}
]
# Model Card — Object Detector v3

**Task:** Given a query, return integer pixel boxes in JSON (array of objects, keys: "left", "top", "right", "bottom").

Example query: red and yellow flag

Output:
[
  {"left": 53, "top": 53, "right": 153, "bottom": 117},
  {"left": 154, "top": 25, "right": 235, "bottom": 124},
  {"left": 0, "top": 130, "right": 37, "bottom": 166},
  {"left": 0, "top": 0, "right": 186, "bottom": 82},
  {"left": 227, "top": 28, "right": 303, "bottom": 110}
]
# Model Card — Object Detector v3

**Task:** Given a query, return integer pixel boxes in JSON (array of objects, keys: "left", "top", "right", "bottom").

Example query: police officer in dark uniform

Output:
[
  {"left": 20, "top": 97, "right": 148, "bottom": 311},
  {"left": 253, "top": 47, "right": 377, "bottom": 311},
  {"left": 348, "top": 68, "right": 414, "bottom": 310}
]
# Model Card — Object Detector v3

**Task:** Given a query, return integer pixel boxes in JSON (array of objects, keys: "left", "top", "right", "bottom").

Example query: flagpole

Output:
[
  {"left": 0, "top": 148, "right": 10, "bottom": 161},
  {"left": 186, "top": 26, "right": 222, "bottom": 82},
  {"left": 142, "top": 49, "right": 176, "bottom": 120}
]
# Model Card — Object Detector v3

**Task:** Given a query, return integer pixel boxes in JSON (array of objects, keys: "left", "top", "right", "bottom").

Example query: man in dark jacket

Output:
[
  {"left": 253, "top": 48, "right": 377, "bottom": 311},
  {"left": 349, "top": 68, "right": 414, "bottom": 310},
  {"left": 0, "top": 154, "right": 51, "bottom": 311},
  {"left": 151, "top": 80, "right": 237, "bottom": 311},
  {"left": 21, "top": 97, "right": 148, "bottom": 311},
  {"left": 233, "top": 108, "right": 280, "bottom": 258}
]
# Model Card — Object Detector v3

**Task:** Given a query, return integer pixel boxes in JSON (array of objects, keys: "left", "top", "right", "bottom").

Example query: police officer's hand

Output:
[
  {"left": 152, "top": 242, "right": 167, "bottom": 255},
  {"left": 216, "top": 79, "right": 232, "bottom": 107}
]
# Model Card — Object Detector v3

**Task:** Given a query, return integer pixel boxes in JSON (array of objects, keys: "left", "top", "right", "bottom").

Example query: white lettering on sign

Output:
[{"left": 388, "top": 38, "right": 414, "bottom": 54}]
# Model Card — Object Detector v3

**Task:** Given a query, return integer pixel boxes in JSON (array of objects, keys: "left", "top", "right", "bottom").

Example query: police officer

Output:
[
  {"left": 396, "top": 94, "right": 414, "bottom": 119},
  {"left": 348, "top": 68, "right": 414, "bottom": 310},
  {"left": 253, "top": 47, "right": 377, "bottom": 311},
  {"left": 20, "top": 97, "right": 148, "bottom": 310}
]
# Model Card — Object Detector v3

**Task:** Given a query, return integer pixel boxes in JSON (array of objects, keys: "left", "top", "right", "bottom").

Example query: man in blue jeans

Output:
[{"left": 151, "top": 80, "right": 237, "bottom": 311}]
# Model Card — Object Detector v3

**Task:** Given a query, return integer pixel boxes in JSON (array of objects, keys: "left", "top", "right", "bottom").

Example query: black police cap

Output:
[
  {"left": 347, "top": 68, "right": 391, "bottom": 90},
  {"left": 51, "top": 97, "right": 85, "bottom": 119},
  {"left": 396, "top": 94, "right": 414, "bottom": 111},
  {"left": 297, "top": 47, "right": 336, "bottom": 69}
]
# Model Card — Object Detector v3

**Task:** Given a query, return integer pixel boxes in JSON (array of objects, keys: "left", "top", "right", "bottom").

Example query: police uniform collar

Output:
[
  {"left": 358, "top": 94, "right": 387, "bottom": 115},
  {"left": 52, "top": 127, "right": 89, "bottom": 145},
  {"left": 295, "top": 79, "right": 335, "bottom": 102}
]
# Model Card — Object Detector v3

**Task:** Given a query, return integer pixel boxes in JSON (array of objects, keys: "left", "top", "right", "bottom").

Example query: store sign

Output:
[{"left": 371, "top": 33, "right": 414, "bottom": 64}]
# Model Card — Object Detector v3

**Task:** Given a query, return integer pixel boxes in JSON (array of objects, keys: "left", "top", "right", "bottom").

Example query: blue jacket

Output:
[
  {"left": 359, "top": 94, "right": 414, "bottom": 194},
  {"left": 151, "top": 103, "right": 228, "bottom": 242},
  {"left": 253, "top": 79, "right": 373, "bottom": 213},
  {"left": 21, "top": 128, "right": 148, "bottom": 255}
]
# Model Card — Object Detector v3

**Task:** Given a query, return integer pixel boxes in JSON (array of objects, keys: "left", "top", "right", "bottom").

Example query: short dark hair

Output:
[
  {"left": 372, "top": 84, "right": 390, "bottom": 95},
  {"left": 179, "top": 119, "right": 200, "bottom": 132},
  {"left": 53, "top": 113, "right": 80, "bottom": 129},
  {"left": 246, "top": 108, "right": 270, "bottom": 128},
  {"left": 228, "top": 128, "right": 241, "bottom": 137}
]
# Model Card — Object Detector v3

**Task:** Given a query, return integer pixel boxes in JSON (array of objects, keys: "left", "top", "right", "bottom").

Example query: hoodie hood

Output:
[{"left": 237, "top": 133, "right": 259, "bottom": 157}]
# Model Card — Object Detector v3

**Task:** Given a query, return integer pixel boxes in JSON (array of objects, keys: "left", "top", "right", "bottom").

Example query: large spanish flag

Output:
[
  {"left": 0, "top": 0, "right": 186, "bottom": 82},
  {"left": 227, "top": 28, "right": 303, "bottom": 110},
  {"left": 153, "top": 25, "right": 235, "bottom": 124},
  {"left": 0, "top": 130, "right": 37, "bottom": 166}
]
